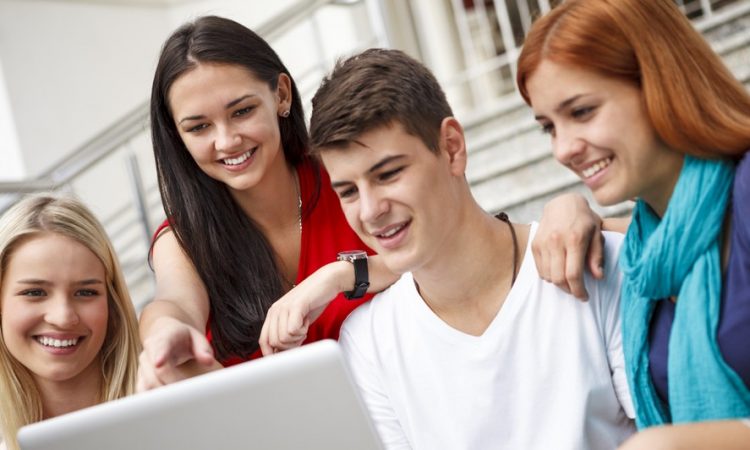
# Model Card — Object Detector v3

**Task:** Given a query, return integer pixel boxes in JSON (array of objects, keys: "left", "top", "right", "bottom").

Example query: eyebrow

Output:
[
  {"left": 177, "top": 94, "right": 255, "bottom": 124},
  {"left": 16, "top": 279, "right": 104, "bottom": 286},
  {"left": 534, "top": 94, "right": 585, "bottom": 121},
  {"left": 330, "top": 155, "right": 407, "bottom": 189}
]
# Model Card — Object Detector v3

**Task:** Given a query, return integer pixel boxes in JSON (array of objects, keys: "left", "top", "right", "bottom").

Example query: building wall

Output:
[
  {"left": 0, "top": 0, "right": 172, "bottom": 179},
  {"left": 0, "top": 58, "right": 23, "bottom": 181},
  {"left": 0, "top": 0, "right": 375, "bottom": 181}
]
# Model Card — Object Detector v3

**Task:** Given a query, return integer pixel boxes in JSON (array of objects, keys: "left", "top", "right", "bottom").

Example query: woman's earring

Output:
[{"left": 280, "top": 110, "right": 290, "bottom": 118}]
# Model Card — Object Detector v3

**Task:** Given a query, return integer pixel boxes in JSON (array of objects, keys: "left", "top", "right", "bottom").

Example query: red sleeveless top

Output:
[{"left": 152, "top": 161, "right": 371, "bottom": 365}]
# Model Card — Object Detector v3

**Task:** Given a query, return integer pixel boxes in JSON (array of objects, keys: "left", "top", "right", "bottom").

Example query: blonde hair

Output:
[
  {"left": 516, "top": 0, "right": 750, "bottom": 158},
  {"left": 0, "top": 194, "right": 141, "bottom": 450}
]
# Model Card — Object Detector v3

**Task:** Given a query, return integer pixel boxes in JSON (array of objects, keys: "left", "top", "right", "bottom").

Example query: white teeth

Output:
[
  {"left": 582, "top": 157, "right": 612, "bottom": 178},
  {"left": 379, "top": 224, "right": 404, "bottom": 238},
  {"left": 37, "top": 336, "right": 79, "bottom": 348},
  {"left": 223, "top": 149, "right": 254, "bottom": 166}
]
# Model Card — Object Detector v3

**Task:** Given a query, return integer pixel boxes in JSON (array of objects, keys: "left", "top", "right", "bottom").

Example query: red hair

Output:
[{"left": 516, "top": 0, "right": 750, "bottom": 158}]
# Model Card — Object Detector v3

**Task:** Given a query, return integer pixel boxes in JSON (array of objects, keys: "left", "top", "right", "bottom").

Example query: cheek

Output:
[
  {"left": 585, "top": 113, "right": 622, "bottom": 147},
  {"left": 183, "top": 138, "right": 211, "bottom": 164},
  {"left": 0, "top": 301, "right": 35, "bottom": 356},
  {"left": 1, "top": 300, "right": 32, "bottom": 334},
  {"left": 252, "top": 119, "right": 281, "bottom": 144},
  {"left": 341, "top": 203, "right": 361, "bottom": 231},
  {"left": 83, "top": 299, "right": 109, "bottom": 344}
]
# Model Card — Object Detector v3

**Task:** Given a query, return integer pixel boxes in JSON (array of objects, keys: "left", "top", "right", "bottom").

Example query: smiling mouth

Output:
[
  {"left": 222, "top": 148, "right": 257, "bottom": 166},
  {"left": 374, "top": 221, "right": 409, "bottom": 239},
  {"left": 581, "top": 157, "right": 612, "bottom": 179},
  {"left": 35, "top": 336, "right": 81, "bottom": 348}
]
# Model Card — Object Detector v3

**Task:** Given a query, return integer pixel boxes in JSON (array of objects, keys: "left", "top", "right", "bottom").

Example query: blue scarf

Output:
[{"left": 620, "top": 155, "right": 750, "bottom": 429}]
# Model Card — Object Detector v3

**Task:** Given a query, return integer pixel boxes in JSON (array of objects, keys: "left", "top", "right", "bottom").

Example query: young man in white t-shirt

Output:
[{"left": 308, "top": 48, "right": 636, "bottom": 450}]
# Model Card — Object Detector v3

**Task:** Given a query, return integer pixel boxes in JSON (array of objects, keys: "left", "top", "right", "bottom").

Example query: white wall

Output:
[
  {"left": 0, "top": 0, "right": 171, "bottom": 179},
  {"left": 0, "top": 58, "right": 24, "bottom": 181},
  {"left": 0, "top": 0, "right": 376, "bottom": 181},
  {"left": 165, "top": 0, "right": 298, "bottom": 28}
]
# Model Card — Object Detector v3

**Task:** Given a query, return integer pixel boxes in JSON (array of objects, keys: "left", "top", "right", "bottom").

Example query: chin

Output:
[{"left": 592, "top": 189, "right": 626, "bottom": 208}]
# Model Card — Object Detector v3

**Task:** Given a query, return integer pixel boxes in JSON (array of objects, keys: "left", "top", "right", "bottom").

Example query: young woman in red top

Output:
[{"left": 137, "top": 16, "right": 396, "bottom": 389}]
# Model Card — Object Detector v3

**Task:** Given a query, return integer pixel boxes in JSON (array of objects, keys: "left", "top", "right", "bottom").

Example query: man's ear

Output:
[
  {"left": 276, "top": 73, "right": 292, "bottom": 112},
  {"left": 439, "top": 117, "right": 467, "bottom": 176}
]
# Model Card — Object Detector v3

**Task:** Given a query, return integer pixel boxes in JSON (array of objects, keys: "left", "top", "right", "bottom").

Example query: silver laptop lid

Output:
[{"left": 18, "top": 340, "right": 383, "bottom": 450}]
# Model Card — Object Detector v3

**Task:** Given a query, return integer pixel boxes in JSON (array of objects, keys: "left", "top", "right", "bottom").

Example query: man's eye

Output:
[
  {"left": 338, "top": 187, "right": 357, "bottom": 199},
  {"left": 379, "top": 167, "right": 403, "bottom": 181}
]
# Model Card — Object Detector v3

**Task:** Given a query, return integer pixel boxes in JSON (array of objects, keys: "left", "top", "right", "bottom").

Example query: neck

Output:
[
  {"left": 231, "top": 160, "right": 300, "bottom": 236},
  {"left": 35, "top": 360, "right": 102, "bottom": 419},
  {"left": 412, "top": 200, "right": 525, "bottom": 333},
  {"left": 642, "top": 153, "right": 685, "bottom": 218}
]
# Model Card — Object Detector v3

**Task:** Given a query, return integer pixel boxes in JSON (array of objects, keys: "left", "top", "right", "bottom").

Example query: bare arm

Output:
[
  {"left": 603, "top": 216, "right": 631, "bottom": 234},
  {"left": 259, "top": 254, "right": 398, "bottom": 355},
  {"left": 137, "top": 230, "right": 222, "bottom": 391},
  {"left": 618, "top": 420, "right": 750, "bottom": 450}
]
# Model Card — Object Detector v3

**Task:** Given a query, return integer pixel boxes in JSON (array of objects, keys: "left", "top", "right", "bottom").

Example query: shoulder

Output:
[
  {"left": 342, "top": 273, "right": 413, "bottom": 335},
  {"left": 586, "top": 230, "right": 624, "bottom": 289},
  {"left": 601, "top": 230, "right": 624, "bottom": 270},
  {"left": 582, "top": 231, "right": 624, "bottom": 322}
]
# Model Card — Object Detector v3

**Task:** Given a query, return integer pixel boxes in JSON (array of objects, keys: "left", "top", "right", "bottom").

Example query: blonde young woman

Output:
[
  {"left": 517, "top": 0, "right": 750, "bottom": 448},
  {"left": 0, "top": 194, "right": 140, "bottom": 450}
]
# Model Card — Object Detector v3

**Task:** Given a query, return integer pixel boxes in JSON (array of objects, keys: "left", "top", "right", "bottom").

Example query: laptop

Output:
[{"left": 18, "top": 340, "right": 384, "bottom": 450}]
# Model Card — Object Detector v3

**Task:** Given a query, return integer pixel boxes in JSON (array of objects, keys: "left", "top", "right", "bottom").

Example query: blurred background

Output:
[{"left": 0, "top": 0, "right": 748, "bottom": 310}]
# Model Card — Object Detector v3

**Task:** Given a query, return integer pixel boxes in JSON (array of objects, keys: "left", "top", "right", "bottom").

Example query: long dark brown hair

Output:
[{"left": 150, "top": 16, "right": 316, "bottom": 359}]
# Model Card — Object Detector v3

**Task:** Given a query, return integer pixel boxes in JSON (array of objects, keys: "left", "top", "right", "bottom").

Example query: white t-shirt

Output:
[{"left": 340, "top": 225, "right": 635, "bottom": 450}]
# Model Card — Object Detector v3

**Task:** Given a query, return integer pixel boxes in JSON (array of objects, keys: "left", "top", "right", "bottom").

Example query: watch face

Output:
[{"left": 338, "top": 250, "right": 367, "bottom": 261}]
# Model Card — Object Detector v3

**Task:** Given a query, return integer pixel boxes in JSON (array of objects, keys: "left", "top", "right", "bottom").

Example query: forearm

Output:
[
  {"left": 602, "top": 216, "right": 631, "bottom": 234},
  {"left": 325, "top": 254, "right": 399, "bottom": 296},
  {"left": 139, "top": 299, "right": 206, "bottom": 341},
  {"left": 619, "top": 420, "right": 750, "bottom": 450}
]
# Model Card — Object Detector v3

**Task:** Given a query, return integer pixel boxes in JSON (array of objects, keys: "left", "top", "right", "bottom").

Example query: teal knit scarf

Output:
[{"left": 620, "top": 155, "right": 750, "bottom": 429}]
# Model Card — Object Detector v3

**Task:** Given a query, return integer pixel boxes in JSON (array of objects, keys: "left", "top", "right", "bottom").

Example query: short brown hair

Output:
[{"left": 310, "top": 48, "right": 453, "bottom": 154}]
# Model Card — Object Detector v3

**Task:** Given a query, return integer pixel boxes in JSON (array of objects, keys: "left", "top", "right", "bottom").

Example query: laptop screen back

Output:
[{"left": 18, "top": 340, "right": 383, "bottom": 450}]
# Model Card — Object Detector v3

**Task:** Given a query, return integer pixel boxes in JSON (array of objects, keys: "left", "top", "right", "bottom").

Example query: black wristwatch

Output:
[{"left": 337, "top": 250, "right": 370, "bottom": 299}]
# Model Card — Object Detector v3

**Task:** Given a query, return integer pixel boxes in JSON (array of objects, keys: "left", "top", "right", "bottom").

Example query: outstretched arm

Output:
[
  {"left": 259, "top": 254, "right": 398, "bottom": 355},
  {"left": 137, "top": 230, "right": 222, "bottom": 391}
]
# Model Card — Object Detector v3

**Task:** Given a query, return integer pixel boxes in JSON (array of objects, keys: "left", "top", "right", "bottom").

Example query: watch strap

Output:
[{"left": 344, "top": 256, "right": 370, "bottom": 299}]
